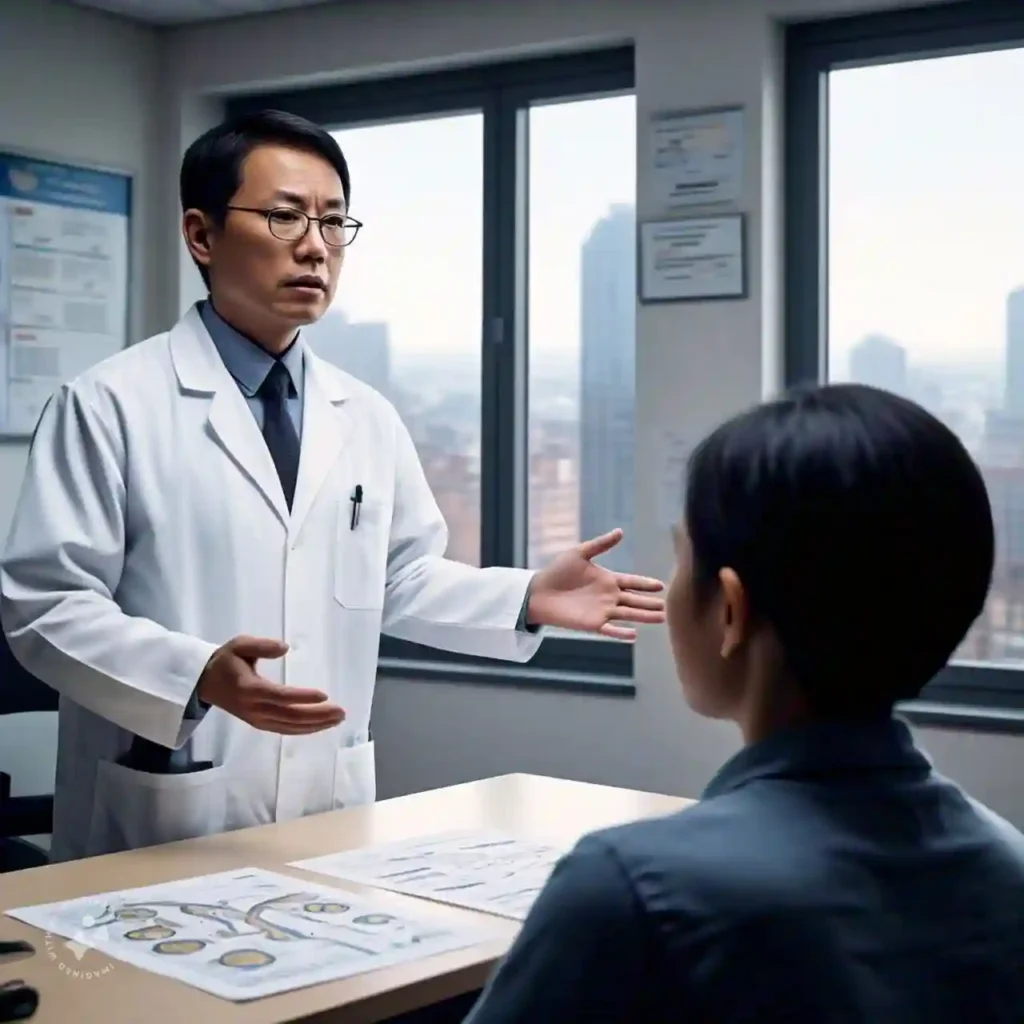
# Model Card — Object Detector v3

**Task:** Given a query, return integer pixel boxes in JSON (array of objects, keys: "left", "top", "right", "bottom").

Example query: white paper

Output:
[
  {"left": 647, "top": 107, "right": 744, "bottom": 209},
  {"left": 292, "top": 830, "right": 568, "bottom": 921},
  {"left": 5, "top": 866, "right": 487, "bottom": 1002},
  {"left": 11, "top": 287, "right": 112, "bottom": 334},
  {"left": 640, "top": 217, "right": 744, "bottom": 302},
  {"left": 657, "top": 430, "right": 691, "bottom": 528}
]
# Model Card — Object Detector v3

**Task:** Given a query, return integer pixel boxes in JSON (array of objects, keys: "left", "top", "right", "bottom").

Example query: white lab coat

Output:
[{"left": 0, "top": 304, "right": 541, "bottom": 862}]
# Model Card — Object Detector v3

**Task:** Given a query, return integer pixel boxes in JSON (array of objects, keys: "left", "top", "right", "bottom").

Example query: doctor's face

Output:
[{"left": 186, "top": 143, "right": 346, "bottom": 346}]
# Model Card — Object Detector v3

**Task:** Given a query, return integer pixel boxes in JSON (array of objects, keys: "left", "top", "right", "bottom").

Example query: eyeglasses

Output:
[{"left": 227, "top": 206, "right": 363, "bottom": 248}]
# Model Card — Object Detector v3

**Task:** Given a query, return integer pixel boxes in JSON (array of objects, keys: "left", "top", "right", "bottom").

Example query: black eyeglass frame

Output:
[{"left": 226, "top": 205, "right": 363, "bottom": 247}]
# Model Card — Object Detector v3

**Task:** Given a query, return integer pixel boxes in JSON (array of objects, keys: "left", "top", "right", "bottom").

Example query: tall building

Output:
[
  {"left": 528, "top": 421, "right": 579, "bottom": 568},
  {"left": 1005, "top": 287, "right": 1024, "bottom": 415},
  {"left": 982, "top": 288, "right": 1024, "bottom": 467},
  {"left": 302, "top": 308, "right": 391, "bottom": 398},
  {"left": 579, "top": 204, "right": 635, "bottom": 573},
  {"left": 848, "top": 333, "right": 908, "bottom": 396}
]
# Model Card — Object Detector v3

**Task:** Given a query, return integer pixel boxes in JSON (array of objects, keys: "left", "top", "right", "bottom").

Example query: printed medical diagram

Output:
[{"left": 5, "top": 867, "right": 486, "bottom": 1001}]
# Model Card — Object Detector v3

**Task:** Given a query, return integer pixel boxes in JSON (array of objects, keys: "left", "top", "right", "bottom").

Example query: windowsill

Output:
[
  {"left": 899, "top": 700, "right": 1024, "bottom": 735},
  {"left": 375, "top": 664, "right": 1024, "bottom": 723},
  {"left": 376, "top": 656, "right": 636, "bottom": 697}
]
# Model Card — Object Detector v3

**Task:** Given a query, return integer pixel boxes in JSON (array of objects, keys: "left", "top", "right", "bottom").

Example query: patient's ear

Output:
[{"left": 718, "top": 567, "right": 749, "bottom": 659}]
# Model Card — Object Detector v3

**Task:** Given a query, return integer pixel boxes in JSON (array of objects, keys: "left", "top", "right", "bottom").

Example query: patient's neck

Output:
[{"left": 737, "top": 675, "right": 811, "bottom": 746}]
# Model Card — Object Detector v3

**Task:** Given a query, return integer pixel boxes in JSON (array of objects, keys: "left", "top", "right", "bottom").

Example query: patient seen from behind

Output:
[{"left": 464, "top": 382, "right": 1024, "bottom": 1023}]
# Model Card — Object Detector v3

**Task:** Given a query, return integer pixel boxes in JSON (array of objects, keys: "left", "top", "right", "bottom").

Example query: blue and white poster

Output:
[{"left": 0, "top": 152, "right": 130, "bottom": 435}]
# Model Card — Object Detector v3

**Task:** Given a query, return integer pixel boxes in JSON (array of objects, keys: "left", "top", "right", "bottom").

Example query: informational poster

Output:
[
  {"left": 6, "top": 866, "right": 487, "bottom": 1002},
  {"left": 0, "top": 151, "right": 130, "bottom": 436},
  {"left": 292, "top": 830, "right": 567, "bottom": 921}
]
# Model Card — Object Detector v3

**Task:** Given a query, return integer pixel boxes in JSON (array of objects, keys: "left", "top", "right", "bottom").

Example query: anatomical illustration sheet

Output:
[
  {"left": 291, "top": 830, "right": 568, "bottom": 921},
  {"left": 5, "top": 866, "right": 486, "bottom": 1001}
]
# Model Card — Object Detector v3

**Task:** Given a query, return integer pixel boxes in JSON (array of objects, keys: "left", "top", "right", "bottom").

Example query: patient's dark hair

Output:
[{"left": 684, "top": 383, "right": 994, "bottom": 716}]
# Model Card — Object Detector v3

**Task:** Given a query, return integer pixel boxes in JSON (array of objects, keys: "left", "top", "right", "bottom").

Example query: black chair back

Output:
[
  {"left": 0, "top": 629, "right": 58, "bottom": 716},
  {"left": 0, "top": 628, "right": 57, "bottom": 868}
]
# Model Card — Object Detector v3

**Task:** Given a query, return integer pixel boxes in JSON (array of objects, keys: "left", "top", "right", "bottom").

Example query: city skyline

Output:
[
  {"left": 840, "top": 279, "right": 1024, "bottom": 666},
  {"left": 304, "top": 200, "right": 637, "bottom": 572},
  {"left": 309, "top": 44, "right": 1024, "bottom": 664},
  {"left": 829, "top": 47, "right": 1024, "bottom": 366},
  {"left": 323, "top": 94, "right": 635, "bottom": 370},
  {"left": 314, "top": 50, "right": 1024, "bottom": 372}
]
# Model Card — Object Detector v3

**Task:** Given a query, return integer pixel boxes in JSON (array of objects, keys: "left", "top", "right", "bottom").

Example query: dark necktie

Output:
[{"left": 259, "top": 361, "right": 300, "bottom": 510}]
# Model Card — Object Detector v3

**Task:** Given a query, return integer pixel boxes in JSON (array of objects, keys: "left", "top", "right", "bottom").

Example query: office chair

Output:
[{"left": 0, "top": 629, "right": 57, "bottom": 871}]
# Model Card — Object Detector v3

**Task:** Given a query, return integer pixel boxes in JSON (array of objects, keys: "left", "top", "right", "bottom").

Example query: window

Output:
[
  {"left": 786, "top": 1, "right": 1024, "bottom": 717},
  {"left": 302, "top": 114, "right": 484, "bottom": 566},
  {"left": 228, "top": 50, "right": 636, "bottom": 690},
  {"left": 527, "top": 96, "right": 636, "bottom": 577}
]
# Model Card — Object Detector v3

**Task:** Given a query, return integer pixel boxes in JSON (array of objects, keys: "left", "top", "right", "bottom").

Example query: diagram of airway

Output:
[{"left": 3, "top": 865, "right": 483, "bottom": 1001}]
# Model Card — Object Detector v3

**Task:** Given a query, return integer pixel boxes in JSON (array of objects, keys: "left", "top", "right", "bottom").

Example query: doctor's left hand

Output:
[
  {"left": 198, "top": 635, "right": 346, "bottom": 735},
  {"left": 526, "top": 528, "right": 666, "bottom": 642}
]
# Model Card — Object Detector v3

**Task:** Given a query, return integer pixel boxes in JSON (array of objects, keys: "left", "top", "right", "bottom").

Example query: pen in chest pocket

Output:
[{"left": 350, "top": 484, "right": 363, "bottom": 530}]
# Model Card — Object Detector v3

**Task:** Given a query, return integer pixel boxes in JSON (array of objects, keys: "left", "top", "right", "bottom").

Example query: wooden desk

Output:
[{"left": 0, "top": 774, "right": 692, "bottom": 1023}]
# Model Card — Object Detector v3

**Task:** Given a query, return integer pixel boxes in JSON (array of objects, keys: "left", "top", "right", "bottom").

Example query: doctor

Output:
[{"left": 0, "top": 109, "right": 664, "bottom": 863}]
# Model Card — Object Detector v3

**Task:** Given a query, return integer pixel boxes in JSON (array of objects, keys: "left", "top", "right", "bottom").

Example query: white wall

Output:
[
  {"left": 5, "top": 0, "right": 1022, "bottom": 830},
  {"left": 0, "top": 0, "right": 160, "bottom": 799}
]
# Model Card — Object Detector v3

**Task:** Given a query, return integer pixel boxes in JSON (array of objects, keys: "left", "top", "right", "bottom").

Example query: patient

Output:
[{"left": 463, "top": 383, "right": 1024, "bottom": 1023}]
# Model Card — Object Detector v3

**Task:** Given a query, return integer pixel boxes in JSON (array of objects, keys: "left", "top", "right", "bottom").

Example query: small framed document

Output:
[
  {"left": 646, "top": 105, "right": 745, "bottom": 209},
  {"left": 639, "top": 214, "right": 746, "bottom": 303}
]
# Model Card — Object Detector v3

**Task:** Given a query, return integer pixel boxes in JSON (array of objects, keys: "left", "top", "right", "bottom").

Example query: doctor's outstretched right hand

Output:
[{"left": 197, "top": 635, "right": 346, "bottom": 735}]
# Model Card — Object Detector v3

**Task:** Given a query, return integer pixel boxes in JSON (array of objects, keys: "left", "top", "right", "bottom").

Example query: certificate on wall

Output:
[
  {"left": 646, "top": 106, "right": 744, "bottom": 209},
  {"left": 639, "top": 215, "right": 746, "bottom": 303},
  {"left": 0, "top": 151, "right": 131, "bottom": 437}
]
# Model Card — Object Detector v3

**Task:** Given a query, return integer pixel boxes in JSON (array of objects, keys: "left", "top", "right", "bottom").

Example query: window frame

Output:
[
  {"left": 226, "top": 48, "right": 637, "bottom": 694},
  {"left": 785, "top": 0, "right": 1024, "bottom": 725}
]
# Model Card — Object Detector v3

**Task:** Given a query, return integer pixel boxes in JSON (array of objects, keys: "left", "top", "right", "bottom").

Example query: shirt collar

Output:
[
  {"left": 702, "top": 715, "right": 932, "bottom": 800},
  {"left": 199, "top": 298, "right": 304, "bottom": 398}
]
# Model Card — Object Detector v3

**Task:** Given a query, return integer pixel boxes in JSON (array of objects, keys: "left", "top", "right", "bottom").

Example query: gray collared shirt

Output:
[{"left": 200, "top": 299, "right": 305, "bottom": 439}]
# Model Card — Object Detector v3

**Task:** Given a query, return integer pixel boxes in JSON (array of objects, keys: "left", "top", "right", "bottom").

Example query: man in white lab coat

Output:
[{"left": 0, "top": 110, "right": 664, "bottom": 862}]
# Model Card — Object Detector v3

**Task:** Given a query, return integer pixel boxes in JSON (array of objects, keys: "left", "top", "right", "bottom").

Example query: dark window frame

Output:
[
  {"left": 785, "top": 0, "right": 1024, "bottom": 722},
  {"left": 227, "top": 48, "right": 637, "bottom": 694}
]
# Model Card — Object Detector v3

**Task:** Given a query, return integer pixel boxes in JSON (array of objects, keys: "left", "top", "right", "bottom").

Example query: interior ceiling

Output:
[{"left": 65, "top": 0, "right": 337, "bottom": 25}]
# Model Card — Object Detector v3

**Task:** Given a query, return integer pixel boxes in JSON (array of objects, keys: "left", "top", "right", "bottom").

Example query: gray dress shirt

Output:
[{"left": 200, "top": 299, "right": 305, "bottom": 437}]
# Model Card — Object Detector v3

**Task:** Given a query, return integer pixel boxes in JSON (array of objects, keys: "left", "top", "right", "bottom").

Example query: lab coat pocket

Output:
[
  {"left": 334, "top": 499, "right": 389, "bottom": 610},
  {"left": 88, "top": 759, "right": 230, "bottom": 857},
  {"left": 331, "top": 740, "right": 377, "bottom": 810}
]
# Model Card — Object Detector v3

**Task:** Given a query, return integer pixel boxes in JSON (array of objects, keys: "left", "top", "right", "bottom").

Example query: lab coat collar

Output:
[
  {"left": 169, "top": 303, "right": 350, "bottom": 402},
  {"left": 290, "top": 354, "right": 352, "bottom": 538},
  {"left": 169, "top": 303, "right": 351, "bottom": 534},
  {"left": 198, "top": 299, "right": 305, "bottom": 402}
]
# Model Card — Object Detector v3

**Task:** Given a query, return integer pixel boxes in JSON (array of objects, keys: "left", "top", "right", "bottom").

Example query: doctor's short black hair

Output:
[
  {"left": 684, "top": 382, "right": 994, "bottom": 717},
  {"left": 179, "top": 108, "right": 351, "bottom": 288}
]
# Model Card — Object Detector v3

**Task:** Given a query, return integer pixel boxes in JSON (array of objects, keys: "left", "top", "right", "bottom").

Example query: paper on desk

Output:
[
  {"left": 5, "top": 866, "right": 488, "bottom": 1002},
  {"left": 291, "top": 830, "right": 569, "bottom": 921},
  {"left": 657, "top": 429, "right": 691, "bottom": 529}
]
